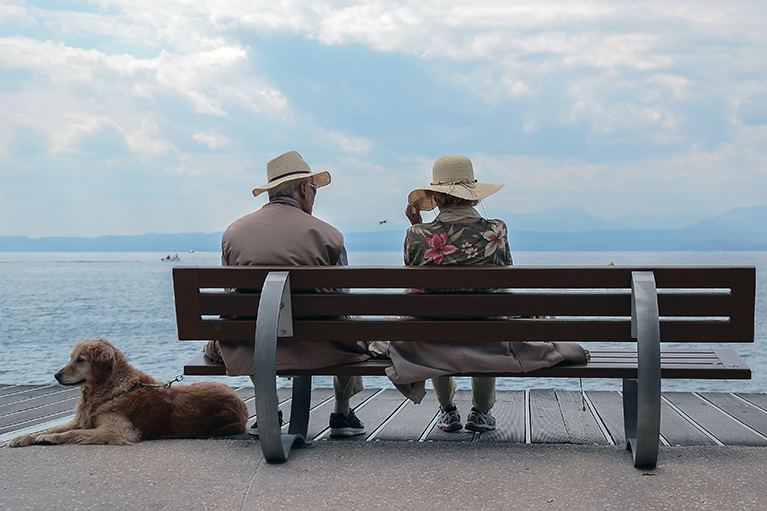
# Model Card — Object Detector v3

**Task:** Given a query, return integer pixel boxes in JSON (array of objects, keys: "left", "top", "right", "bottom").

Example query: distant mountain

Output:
[
  {"left": 486, "top": 206, "right": 625, "bottom": 232},
  {"left": 487, "top": 205, "right": 767, "bottom": 233},
  {"left": 3, "top": 205, "right": 766, "bottom": 252},
  {"left": 707, "top": 205, "right": 767, "bottom": 233},
  {"left": 611, "top": 209, "right": 715, "bottom": 230}
]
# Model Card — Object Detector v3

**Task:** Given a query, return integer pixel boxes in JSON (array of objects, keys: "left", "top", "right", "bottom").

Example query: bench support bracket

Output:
[
  {"left": 254, "top": 271, "right": 304, "bottom": 464},
  {"left": 624, "top": 271, "right": 661, "bottom": 469}
]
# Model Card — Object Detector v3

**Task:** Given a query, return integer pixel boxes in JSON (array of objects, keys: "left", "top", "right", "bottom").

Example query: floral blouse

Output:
[{"left": 404, "top": 216, "right": 512, "bottom": 267}]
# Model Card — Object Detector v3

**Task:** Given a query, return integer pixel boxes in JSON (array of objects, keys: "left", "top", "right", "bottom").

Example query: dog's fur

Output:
[{"left": 9, "top": 338, "right": 248, "bottom": 447}]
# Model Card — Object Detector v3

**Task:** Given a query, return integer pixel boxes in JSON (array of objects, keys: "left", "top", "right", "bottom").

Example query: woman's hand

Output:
[{"left": 405, "top": 204, "right": 422, "bottom": 225}]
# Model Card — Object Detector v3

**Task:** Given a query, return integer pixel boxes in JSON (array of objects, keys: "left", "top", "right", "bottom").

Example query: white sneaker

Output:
[
  {"left": 436, "top": 406, "right": 462, "bottom": 432},
  {"left": 465, "top": 407, "right": 496, "bottom": 432}
]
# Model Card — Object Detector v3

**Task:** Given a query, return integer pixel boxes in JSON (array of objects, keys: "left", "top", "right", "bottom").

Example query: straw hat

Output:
[
  {"left": 407, "top": 155, "right": 504, "bottom": 211},
  {"left": 252, "top": 151, "right": 331, "bottom": 198}
]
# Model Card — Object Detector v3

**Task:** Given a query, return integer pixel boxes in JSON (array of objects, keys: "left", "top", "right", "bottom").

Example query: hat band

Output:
[
  {"left": 269, "top": 170, "right": 310, "bottom": 183},
  {"left": 430, "top": 179, "right": 477, "bottom": 186}
]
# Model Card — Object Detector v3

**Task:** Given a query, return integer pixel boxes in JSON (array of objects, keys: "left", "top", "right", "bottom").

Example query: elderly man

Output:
[{"left": 205, "top": 151, "right": 369, "bottom": 438}]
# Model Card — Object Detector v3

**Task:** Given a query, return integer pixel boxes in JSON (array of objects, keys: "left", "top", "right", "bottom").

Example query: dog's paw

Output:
[
  {"left": 33, "top": 434, "right": 59, "bottom": 445},
  {"left": 8, "top": 434, "right": 34, "bottom": 447}
]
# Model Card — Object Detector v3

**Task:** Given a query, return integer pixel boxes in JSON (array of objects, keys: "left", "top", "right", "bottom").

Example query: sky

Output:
[{"left": 1, "top": 0, "right": 766, "bottom": 238}]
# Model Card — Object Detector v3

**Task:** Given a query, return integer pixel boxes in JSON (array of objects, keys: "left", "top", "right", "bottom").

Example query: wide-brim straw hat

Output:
[
  {"left": 407, "top": 155, "right": 504, "bottom": 211},
  {"left": 252, "top": 151, "right": 331, "bottom": 197}
]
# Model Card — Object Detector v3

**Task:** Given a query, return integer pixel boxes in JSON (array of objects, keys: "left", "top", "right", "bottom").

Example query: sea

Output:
[{"left": 0, "top": 250, "right": 764, "bottom": 394}]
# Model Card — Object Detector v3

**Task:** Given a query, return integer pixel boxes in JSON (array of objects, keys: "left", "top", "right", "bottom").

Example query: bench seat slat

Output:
[{"left": 183, "top": 349, "right": 750, "bottom": 380}]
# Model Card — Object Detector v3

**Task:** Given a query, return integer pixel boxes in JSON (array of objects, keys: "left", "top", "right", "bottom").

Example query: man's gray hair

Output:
[{"left": 268, "top": 178, "right": 308, "bottom": 201}]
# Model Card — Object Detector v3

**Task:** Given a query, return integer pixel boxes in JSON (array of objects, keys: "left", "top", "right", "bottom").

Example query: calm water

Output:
[{"left": 0, "top": 251, "right": 764, "bottom": 394}]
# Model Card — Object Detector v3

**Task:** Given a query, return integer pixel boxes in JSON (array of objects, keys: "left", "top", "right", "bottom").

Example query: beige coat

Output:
[
  {"left": 385, "top": 340, "right": 589, "bottom": 403},
  {"left": 214, "top": 199, "right": 370, "bottom": 376}
]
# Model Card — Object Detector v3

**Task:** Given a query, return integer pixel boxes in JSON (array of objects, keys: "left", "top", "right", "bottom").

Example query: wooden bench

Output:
[{"left": 172, "top": 265, "right": 756, "bottom": 468}]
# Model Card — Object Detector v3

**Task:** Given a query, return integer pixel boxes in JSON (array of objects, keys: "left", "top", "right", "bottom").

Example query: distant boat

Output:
[{"left": 162, "top": 254, "right": 180, "bottom": 261}]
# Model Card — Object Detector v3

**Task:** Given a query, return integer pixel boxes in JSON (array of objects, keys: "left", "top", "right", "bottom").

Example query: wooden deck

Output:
[{"left": 3, "top": 384, "right": 767, "bottom": 447}]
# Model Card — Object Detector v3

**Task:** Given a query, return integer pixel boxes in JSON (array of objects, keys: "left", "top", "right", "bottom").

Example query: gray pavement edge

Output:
[{"left": 2, "top": 439, "right": 766, "bottom": 510}]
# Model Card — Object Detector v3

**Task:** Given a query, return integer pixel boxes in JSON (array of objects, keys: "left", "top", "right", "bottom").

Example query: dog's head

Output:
[{"left": 55, "top": 338, "right": 126, "bottom": 387}]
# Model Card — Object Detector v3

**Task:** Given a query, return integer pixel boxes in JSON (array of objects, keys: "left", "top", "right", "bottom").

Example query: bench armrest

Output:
[
  {"left": 624, "top": 271, "right": 661, "bottom": 468},
  {"left": 253, "top": 271, "right": 305, "bottom": 463}
]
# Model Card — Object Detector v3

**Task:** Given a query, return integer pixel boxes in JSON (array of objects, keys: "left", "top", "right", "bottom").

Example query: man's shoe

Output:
[
  {"left": 436, "top": 406, "right": 462, "bottom": 432},
  {"left": 249, "top": 410, "right": 284, "bottom": 437},
  {"left": 329, "top": 409, "right": 366, "bottom": 438},
  {"left": 464, "top": 407, "right": 496, "bottom": 432}
]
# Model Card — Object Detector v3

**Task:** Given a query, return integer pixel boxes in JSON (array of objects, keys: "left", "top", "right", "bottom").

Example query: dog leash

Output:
[{"left": 129, "top": 375, "right": 184, "bottom": 392}]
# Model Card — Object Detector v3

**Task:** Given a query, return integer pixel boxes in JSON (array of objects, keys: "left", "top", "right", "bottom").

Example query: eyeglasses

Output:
[{"left": 306, "top": 183, "right": 318, "bottom": 193}]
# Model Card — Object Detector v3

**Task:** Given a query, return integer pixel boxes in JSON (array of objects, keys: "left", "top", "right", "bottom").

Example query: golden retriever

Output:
[{"left": 9, "top": 338, "right": 248, "bottom": 447}]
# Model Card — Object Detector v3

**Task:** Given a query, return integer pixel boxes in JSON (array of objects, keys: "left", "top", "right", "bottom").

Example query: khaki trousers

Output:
[
  {"left": 205, "top": 341, "right": 363, "bottom": 400},
  {"left": 431, "top": 376, "right": 496, "bottom": 412}
]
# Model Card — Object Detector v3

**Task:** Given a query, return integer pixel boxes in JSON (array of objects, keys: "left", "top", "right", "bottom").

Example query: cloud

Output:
[
  {"left": 51, "top": 116, "right": 129, "bottom": 155},
  {"left": 5, "top": 122, "right": 51, "bottom": 156},
  {"left": 193, "top": 131, "right": 231, "bottom": 149},
  {"left": 0, "top": 36, "right": 292, "bottom": 160},
  {"left": 1, "top": 0, "right": 766, "bottom": 237},
  {"left": 316, "top": 131, "right": 372, "bottom": 153},
  {"left": 737, "top": 91, "right": 767, "bottom": 126}
]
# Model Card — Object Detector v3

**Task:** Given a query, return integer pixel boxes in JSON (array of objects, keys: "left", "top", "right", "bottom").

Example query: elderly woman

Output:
[{"left": 386, "top": 155, "right": 588, "bottom": 433}]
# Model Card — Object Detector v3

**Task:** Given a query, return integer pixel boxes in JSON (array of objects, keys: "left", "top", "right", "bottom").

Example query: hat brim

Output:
[
  {"left": 407, "top": 182, "right": 503, "bottom": 211},
  {"left": 252, "top": 170, "right": 331, "bottom": 198}
]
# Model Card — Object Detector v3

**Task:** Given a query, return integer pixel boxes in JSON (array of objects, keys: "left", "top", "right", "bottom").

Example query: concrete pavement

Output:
[{"left": 2, "top": 438, "right": 766, "bottom": 510}]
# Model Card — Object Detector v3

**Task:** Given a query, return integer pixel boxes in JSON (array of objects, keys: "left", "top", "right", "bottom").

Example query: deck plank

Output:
[
  {"left": 0, "top": 388, "right": 79, "bottom": 418},
  {"left": 373, "top": 392, "right": 439, "bottom": 441},
  {"left": 663, "top": 392, "right": 767, "bottom": 446},
  {"left": 0, "top": 387, "right": 80, "bottom": 435},
  {"left": 0, "top": 385, "right": 39, "bottom": 398},
  {"left": 529, "top": 389, "right": 569, "bottom": 444},
  {"left": 478, "top": 390, "right": 525, "bottom": 443},
  {"left": 348, "top": 389, "right": 406, "bottom": 442},
  {"left": 584, "top": 390, "right": 625, "bottom": 445},
  {"left": 0, "top": 386, "right": 75, "bottom": 410},
  {"left": 303, "top": 387, "right": 337, "bottom": 440},
  {"left": 735, "top": 393, "right": 767, "bottom": 414},
  {"left": 659, "top": 398, "right": 719, "bottom": 446},
  {"left": 0, "top": 410, "right": 75, "bottom": 437},
  {"left": 0, "top": 398, "right": 79, "bottom": 431},
  {"left": 698, "top": 392, "right": 767, "bottom": 440},
  {"left": 4, "top": 385, "right": 767, "bottom": 448},
  {"left": 556, "top": 390, "right": 610, "bottom": 445}
]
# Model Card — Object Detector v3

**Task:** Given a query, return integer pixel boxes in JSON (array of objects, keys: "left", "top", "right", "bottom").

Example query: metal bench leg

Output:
[
  {"left": 624, "top": 271, "right": 661, "bottom": 469},
  {"left": 622, "top": 377, "right": 638, "bottom": 448},
  {"left": 287, "top": 375, "right": 312, "bottom": 438},
  {"left": 253, "top": 271, "right": 304, "bottom": 464}
]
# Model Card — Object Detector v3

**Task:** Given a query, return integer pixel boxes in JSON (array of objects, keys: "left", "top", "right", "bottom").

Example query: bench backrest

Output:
[{"left": 172, "top": 266, "right": 755, "bottom": 345}]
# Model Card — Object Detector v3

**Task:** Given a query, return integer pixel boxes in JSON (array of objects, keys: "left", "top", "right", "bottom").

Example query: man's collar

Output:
[{"left": 269, "top": 196, "right": 302, "bottom": 208}]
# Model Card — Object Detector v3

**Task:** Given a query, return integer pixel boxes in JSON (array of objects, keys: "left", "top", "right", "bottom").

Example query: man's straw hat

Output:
[
  {"left": 252, "top": 151, "right": 331, "bottom": 198},
  {"left": 407, "top": 155, "right": 504, "bottom": 211}
]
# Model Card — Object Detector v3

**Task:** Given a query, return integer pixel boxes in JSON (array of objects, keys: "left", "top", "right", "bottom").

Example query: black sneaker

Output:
[
  {"left": 249, "top": 409, "right": 283, "bottom": 437},
  {"left": 329, "top": 409, "right": 366, "bottom": 438}
]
